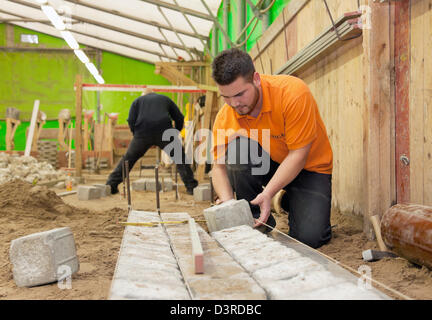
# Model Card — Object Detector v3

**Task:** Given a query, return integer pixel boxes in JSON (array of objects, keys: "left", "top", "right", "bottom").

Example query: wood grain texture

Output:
[
  {"left": 189, "top": 218, "right": 204, "bottom": 274},
  {"left": 395, "top": 0, "right": 411, "bottom": 204}
]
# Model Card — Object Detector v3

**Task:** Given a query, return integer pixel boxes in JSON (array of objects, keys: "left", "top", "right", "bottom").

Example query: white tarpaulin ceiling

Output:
[{"left": 0, "top": 0, "right": 222, "bottom": 63}]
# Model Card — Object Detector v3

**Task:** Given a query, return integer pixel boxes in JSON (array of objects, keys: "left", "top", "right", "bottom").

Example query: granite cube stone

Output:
[
  {"left": 9, "top": 227, "right": 79, "bottom": 287},
  {"left": 161, "top": 178, "right": 173, "bottom": 191},
  {"left": 131, "top": 179, "right": 147, "bottom": 191},
  {"left": 203, "top": 199, "right": 255, "bottom": 233},
  {"left": 93, "top": 184, "right": 111, "bottom": 197},
  {"left": 77, "top": 186, "right": 102, "bottom": 200},
  {"left": 146, "top": 179, "right": 161, "bottom": 192},
  {"left": 194, "top": 184, "right": 211, "bottom": 201}
]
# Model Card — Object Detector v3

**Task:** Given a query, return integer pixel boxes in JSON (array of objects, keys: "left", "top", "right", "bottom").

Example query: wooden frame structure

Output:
[{"left": 74, "top": 77, "right": 211, "bottom": 178}]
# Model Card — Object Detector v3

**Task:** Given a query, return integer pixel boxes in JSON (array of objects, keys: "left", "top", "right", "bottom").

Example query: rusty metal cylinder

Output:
[{"left": 381, "top": 203, "right": 432, "bottom": 269}]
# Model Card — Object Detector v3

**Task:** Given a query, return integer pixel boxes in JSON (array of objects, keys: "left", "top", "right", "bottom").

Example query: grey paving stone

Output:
[
  {"left": 10, "top": 227, "right": 79, "bottom": 287},
  {"left": 77, "top": 185, "right": 102, "bottom": 200},
  {"left": 203, "top": 199, "right": 255, "bottom": 232}
]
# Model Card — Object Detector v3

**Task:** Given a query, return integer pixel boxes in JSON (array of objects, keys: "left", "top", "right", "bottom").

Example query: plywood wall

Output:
[
  {"left": 252, "top": 0, "right": 367, "bottom": 216},
  {"left": 410, "top": 0, "right": 432, "bottom": 205}
]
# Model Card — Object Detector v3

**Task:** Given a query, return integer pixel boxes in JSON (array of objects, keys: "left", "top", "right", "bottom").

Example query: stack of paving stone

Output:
[
  {"left": 0, "top": 153, "right": 67, "bottom": 185},
  {"left": 131, "top": 177, "right": 173, "bottom": 192},
  {"left": 37, "top": 140, "right": 58, "bottom": 169},
  {"left": 212, "top": 225, "right": 390, "bottom": 300},
  {"left": 85, "top": 157, "right": 108, "bottom": 170}
]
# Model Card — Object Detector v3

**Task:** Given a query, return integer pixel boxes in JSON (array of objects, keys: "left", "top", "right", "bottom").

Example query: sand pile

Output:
[
  {"left": 0, "top": 153, "right": 67, "bottom": 185},
  {"left": 0, "top": 179, "right": 79, "bottom": 219}
]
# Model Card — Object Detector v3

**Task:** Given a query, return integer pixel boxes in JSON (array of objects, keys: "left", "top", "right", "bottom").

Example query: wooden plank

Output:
[
  {"left": 5, "top": 118, "right": 20, "bottom": 151},
  {"left": 395, "top": 0, "right": 411, "bottom": 204},
  {"left": 196, "top": 91, "right": 216, "bottom": 182},
  {"left": 57, "top": 191, "right": 77, "bottom": 197},
  {"left": 75, "top": 75, "right": 83, "bottom": 177},
  {"left": 277, "top": 19, "right": 362, "bottom": 75},
  {"left": 249, "top": 0, "right": 310, "bottom": 60},
  {"left": 362, "top": 1, "right": 392, "bottom": 239},
  {"left": 285, "top": 15, "right": 298, "bottom": 61},
  {"left": 188, "top": 218, "right": 204, "bottom": 274},
  {"left": 154, "top": 63, "right": 198, "bottom": 86},
  {"left": 409, "top": 0, "right": 424, "bottom": 204},
  {"left": 24, "top": 100, "right": 40, "bottom": 156},
  {"left": 423, "top": 0, "right": 432, "bottom": 205}
]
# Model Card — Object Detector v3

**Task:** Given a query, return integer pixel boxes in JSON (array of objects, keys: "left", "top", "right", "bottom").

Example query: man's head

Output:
[
  {"left": 141, "top": 88, "right": 154, "bottom": 96},
  {"left": 212, "top": 48, "right": 255, "bottom": 85},
  {"left": 212, "top": 48, "right": 261, "bottom": 116}
]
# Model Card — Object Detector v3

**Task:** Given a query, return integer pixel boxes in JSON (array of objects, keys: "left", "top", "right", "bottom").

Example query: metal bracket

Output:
[{"left": 400, "top": 154, "right": 410, "bottom": 166}]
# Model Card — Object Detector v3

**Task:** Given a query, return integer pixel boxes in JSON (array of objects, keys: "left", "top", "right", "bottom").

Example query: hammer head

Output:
[{"left": 362, "top": 249, "right": 398, "bottom": 262}]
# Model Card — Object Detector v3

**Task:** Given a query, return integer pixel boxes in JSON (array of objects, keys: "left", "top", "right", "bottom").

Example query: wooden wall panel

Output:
[
  {"left": 295, "top": 0, "right": 366, "bottom": 217},
  {"left": 424, "top": 1, "right": 432, "bottom": 205},
  {"left": 410, "top": 0, "right": 432, "bottom": 206},
  {"left": 409, "top": 0, "right": 424, "bottom": 204},
  {"left": 249, "top": 0, "right": 398, "bottom": 223}
]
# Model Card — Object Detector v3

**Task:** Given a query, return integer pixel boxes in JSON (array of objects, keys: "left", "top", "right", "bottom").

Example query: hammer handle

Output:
[{"left": 370, "top": 215, "right": 389, "bottom": 252}]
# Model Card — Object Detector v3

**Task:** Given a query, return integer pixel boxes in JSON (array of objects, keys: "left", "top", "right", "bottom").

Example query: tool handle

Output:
[{"left": 370, "top": 215, "right": 389, "bottom": 252}]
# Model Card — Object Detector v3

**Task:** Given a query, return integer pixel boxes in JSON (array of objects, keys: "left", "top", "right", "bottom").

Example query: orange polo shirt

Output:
[{"left": 212, "top": 74, "right": 333, "bottom": 174}]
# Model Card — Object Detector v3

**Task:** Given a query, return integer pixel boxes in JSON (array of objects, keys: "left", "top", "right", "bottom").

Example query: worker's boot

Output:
[
  {"left": 186, "top": 180, "right": 198, "bottom": 195},
  {"left": 106, "top": 183, "right": 119, "bottom": 195}
]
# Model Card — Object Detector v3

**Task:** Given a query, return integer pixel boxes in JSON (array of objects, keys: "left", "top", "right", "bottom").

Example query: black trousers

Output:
[
  {"left": 107, "top": 133, "right": 198, "bottom": 190},
  {"left": 225, "top": 136, "right": 332, "bottom": 249}
]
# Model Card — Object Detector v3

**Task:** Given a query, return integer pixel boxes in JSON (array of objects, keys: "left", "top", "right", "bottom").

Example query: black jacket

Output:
[{"left": 127, "top": 93, "right": 184, "bottom": 137}]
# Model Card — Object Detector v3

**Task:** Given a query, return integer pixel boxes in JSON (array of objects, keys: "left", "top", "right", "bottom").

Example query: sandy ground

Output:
[{"left": 0, "top": 171, "right": 432, "bottom": 300}]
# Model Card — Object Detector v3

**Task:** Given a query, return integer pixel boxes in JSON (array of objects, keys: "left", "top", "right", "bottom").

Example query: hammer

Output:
[
  {"left": 362, "top": 215, "right": 398, "bottom": 262},
  {"left": 362, "top": 249, "right": 398, "bottom": 262}
]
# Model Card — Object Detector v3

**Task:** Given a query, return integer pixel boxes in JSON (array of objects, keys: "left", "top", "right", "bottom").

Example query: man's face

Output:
[{"left": 218, "top": 73, "right": 261, "bottom": 116}]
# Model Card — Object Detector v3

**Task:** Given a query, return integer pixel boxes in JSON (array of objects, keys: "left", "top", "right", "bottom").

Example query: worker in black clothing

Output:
[{"left": 106, "top": 89, "right": 198, "bottom": 195}]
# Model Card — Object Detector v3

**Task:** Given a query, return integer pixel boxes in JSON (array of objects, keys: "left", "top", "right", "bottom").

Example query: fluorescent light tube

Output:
[
  {"left": 35, "top": 0, "right": 48, "bottom": 4},
  {"left": 74, "top": 49, "right": 89, "bottom": 64},
  {"left": 41, "top": 5, "right": 65, "bottom": 30},
  {"left": 94, "top": 74, "right": 105, "bottom": 84},
  {"left": 85, "top": 62, "right": 99, "bottom": 76},
  {"left": 60, "top": 31, "right": 79, "bottom": 50}
]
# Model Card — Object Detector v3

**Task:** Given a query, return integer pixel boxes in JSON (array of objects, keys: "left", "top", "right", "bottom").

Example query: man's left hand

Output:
[{"left": 250, "top": 192, "right": 272, "bottom": 228}]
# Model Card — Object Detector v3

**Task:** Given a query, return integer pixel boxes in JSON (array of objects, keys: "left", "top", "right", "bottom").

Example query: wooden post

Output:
[
  {"left": 196, "top": 91, "right": 216, "bottom": 181},
  {"left": 24, "top": 100, "right": 40, "bottom": 157},
  {"left": 394, "top": 0, "right": 410, "bottom": 204},
  {"left": 31, "top": 112, "right": 46, "bottom": 152},
  {"left": 362, "top": 1, "right": 393, "bottom": 239},
  {"left": 68, "top": 122, "right": 73, "bottom": 169},
  {"left": 75, "top": 75, "right": 83, "bottom": 178},
  {"left": 5, "top": 118, "right": 20, "bottom": 151}
]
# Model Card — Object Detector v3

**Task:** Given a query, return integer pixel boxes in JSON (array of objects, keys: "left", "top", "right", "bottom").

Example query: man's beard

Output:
[{"left": 235, "top": 85, "right": 260, "bottom": 116}]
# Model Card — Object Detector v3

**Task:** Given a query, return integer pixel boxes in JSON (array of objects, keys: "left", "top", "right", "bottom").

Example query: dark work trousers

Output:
[
  {"left": 225, "top": 136, "right": 332, "bottom": 249},
  {"left": 107, "top": 133, "right": 198, "bottom": 190}
]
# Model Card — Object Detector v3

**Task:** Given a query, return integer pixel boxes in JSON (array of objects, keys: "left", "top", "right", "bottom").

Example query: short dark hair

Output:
[{"left": 211, "top": 48, "right": 255, "bottom": 85}]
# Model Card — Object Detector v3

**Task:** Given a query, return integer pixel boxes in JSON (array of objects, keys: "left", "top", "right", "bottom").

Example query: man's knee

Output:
[{"left": 293, "top": 227, "right": 332, "bottom": 249}]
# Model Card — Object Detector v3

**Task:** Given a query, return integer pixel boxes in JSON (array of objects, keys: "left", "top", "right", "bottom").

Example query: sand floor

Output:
[{"left": 0, "top": 173, "right": 431, "bottom": 300}]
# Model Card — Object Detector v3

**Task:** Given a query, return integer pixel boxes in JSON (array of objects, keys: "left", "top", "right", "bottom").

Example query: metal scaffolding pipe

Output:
[
  {"left": 223, "top": 0, "right": 229, "bottom": 49},
  {"left": 237, "top": 0, "right": 246, "bottom": 51}
]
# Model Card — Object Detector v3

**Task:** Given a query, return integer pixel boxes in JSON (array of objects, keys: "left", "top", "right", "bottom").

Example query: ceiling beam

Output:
[
  {"left": 173, "top": 0, "right": 213, "bottom": 59},
  {"left": 0, "top": 9, "right": 177, "bottom": 60},
  {"left": 140, "top": 0, "right": 213, "bottom": 21},
  {"left": 8, "top": 0, "right": 201, "bottom": 54},
  {"left": 157, "top": 5, "right": 194, "bottom": 60},
  {"left": 199, "top": 0, "right": 235, "bottom": 48},
  {"left": 72, "top": 0, "right": 209, "bottom": 41}
]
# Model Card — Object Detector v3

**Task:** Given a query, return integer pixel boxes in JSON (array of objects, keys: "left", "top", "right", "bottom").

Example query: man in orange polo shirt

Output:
[{"left": 211, "top": 48, "right": 333, "bottom": 248}]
